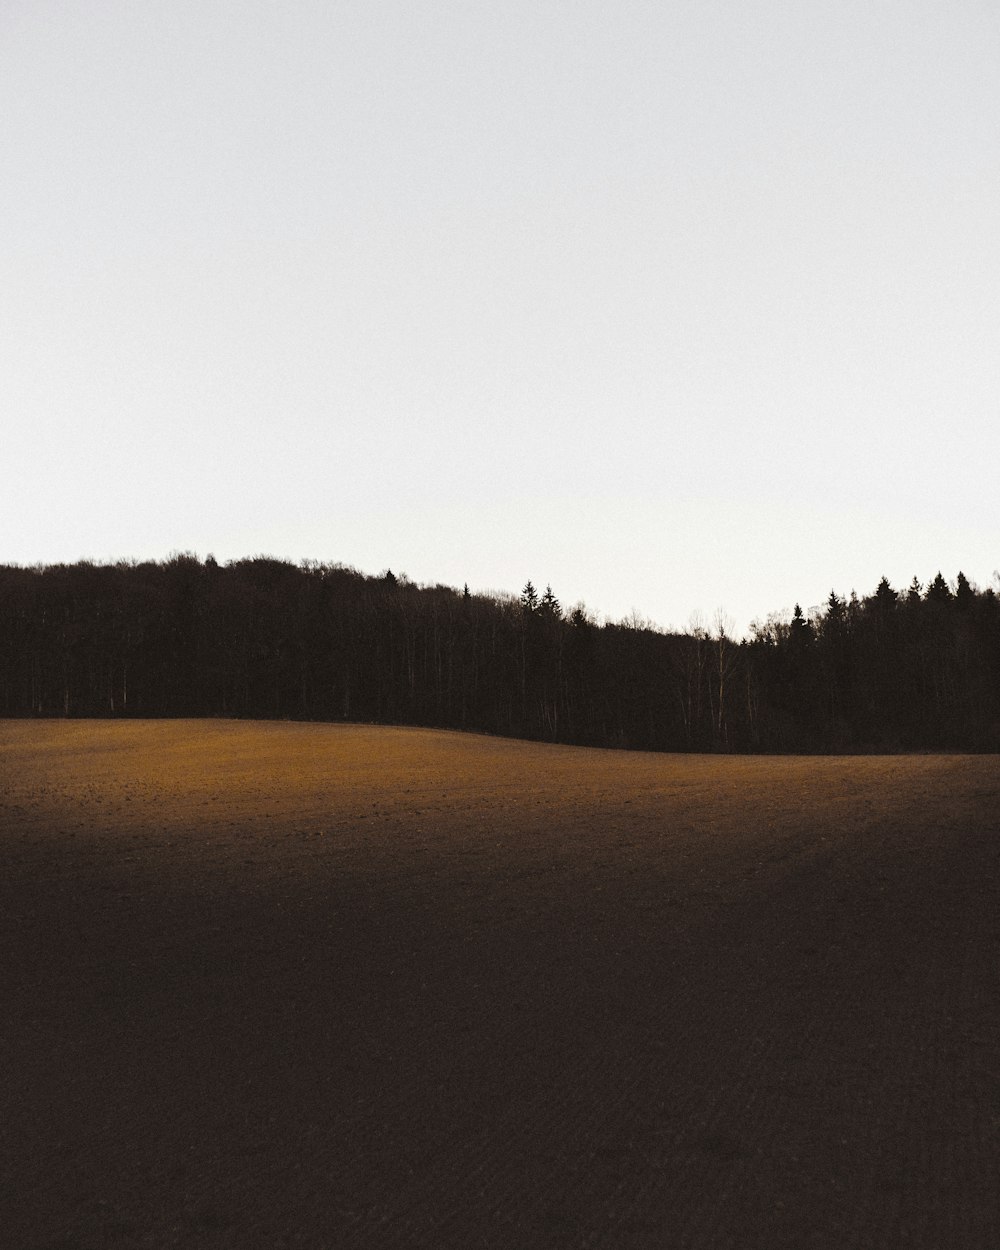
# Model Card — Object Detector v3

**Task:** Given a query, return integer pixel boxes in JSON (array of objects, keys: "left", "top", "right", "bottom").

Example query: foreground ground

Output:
[{"left": 1, "top": 720, "right": 998, "bottom": 1249}]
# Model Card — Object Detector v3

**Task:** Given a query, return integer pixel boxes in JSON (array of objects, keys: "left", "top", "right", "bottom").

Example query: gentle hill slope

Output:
[{"left": 2, "top": 721, "right": 998, "bottom": 1248}]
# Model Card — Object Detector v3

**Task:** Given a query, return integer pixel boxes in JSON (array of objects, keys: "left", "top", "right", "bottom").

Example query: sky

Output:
[{"left": 3, "top": 1, "right": 998, "bottom": 635}]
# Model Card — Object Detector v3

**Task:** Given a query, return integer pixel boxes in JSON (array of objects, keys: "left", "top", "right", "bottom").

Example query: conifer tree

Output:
[
  {"left": 955, "top": 571, "right": 973, "bottom": 610},
  {"left": 873, "top": 577, "right": 898, "bottom": 612},
  {"left": 789, "top": 603, "right": 813, "bottom": 647},
  {"left": 539, "top": 585, "right": 562, "bottom": 618},
  {"left": 926, "top": 572, "right": 952, "bottom": 603}
]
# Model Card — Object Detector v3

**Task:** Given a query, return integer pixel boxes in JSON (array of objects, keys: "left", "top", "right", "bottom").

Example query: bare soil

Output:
[{"left": 1, "top": 720, "right": 998, "bottom": 1249}]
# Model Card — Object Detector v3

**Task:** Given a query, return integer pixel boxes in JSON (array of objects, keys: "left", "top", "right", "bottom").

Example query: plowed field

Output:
[{"left": 2, "top": 720, "right": 998, "bottom": 1249}]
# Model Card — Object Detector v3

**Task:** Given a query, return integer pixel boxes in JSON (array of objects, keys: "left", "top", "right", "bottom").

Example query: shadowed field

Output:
[{"left": 2, "top": 720, "right": 998, "bottom": 1249}]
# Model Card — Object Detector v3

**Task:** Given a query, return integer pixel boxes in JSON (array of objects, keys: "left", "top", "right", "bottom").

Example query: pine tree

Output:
[
  {"left": 823, "top": 591, "right": 846, "bottom": 638},
  {"left": 539, "top": 584, "right": 562, "bottom": 618},
  {"left": 789, "top": 603, "right": 813, "bottom": 647},
  {"left": 955, "top": 571, "right": 974, "bottom": 611},
  {"left": 926, "top": 572, "right": 952, "bottom": 604},
  {"left": 873, "top": 576, "right": 898, "bottom": 613}
]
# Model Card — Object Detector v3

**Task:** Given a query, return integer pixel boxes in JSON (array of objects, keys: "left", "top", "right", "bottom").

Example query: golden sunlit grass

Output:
[{"left": 4, "top": 716, "right": 991, "bottom": 853}]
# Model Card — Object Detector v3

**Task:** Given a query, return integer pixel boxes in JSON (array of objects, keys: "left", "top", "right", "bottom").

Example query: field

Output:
[{"left": 2, "top": 720, "right": 998, "bottom": 1249}]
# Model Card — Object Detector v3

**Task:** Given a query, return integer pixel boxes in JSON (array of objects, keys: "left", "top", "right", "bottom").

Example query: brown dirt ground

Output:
[{"left": 1, "top": 719, "right": 998, "bottom": 1249}]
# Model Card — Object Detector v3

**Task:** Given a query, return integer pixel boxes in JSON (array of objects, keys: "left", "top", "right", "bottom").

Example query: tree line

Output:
[{"left": 0, "top": 555, "right": 997, "bottom": 752}]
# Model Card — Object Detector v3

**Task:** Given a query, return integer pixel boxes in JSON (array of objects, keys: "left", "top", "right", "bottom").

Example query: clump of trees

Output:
[
  {"left": 0, "top": 556, "right": 996, "bottom": 752},
  {"left": 743, "top": 574, "right": 1000, "bottom": 751}
]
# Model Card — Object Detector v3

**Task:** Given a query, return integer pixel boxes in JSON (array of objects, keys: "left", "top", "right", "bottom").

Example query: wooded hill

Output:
[{"left": 1, "top": 556, "right": 997, "bottom": 752}]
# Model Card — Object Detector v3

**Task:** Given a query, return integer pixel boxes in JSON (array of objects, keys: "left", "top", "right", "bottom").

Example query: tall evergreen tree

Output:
[
  {"left": 926, "top": 572, "right": 952, "bottom": 604},
  {"left": 539, "top": 584, "right": 562, "bottom": 618}
]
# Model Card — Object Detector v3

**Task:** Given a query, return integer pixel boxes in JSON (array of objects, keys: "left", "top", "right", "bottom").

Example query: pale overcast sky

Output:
[{"left": 3, "top": 1, "right": 998, "bottom": 633}]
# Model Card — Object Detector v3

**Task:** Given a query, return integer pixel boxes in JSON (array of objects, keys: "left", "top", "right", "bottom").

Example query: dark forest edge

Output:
[{"left": 1, "top": 556, "right": 998, "bottom": 753}]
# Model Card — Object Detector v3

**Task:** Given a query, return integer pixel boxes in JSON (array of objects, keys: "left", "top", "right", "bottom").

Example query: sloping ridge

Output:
[{"left": 2, "top": 720, "right": 997, "bottom": 1249}]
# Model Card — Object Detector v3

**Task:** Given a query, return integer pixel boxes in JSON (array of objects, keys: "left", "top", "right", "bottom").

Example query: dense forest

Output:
[{"left": 1, "top": 555, "right": 997, "bottom": 752}]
